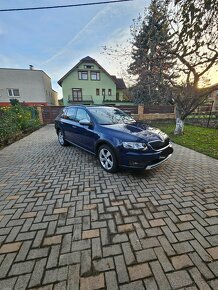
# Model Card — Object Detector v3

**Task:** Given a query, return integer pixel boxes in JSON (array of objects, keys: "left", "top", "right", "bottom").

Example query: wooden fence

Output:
[{"left": 37, "top": 104, "right": 176, "bottom": 124}]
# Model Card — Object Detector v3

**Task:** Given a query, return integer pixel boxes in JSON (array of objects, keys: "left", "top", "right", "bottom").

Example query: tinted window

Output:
[
  {"left": 88, "top": 107, "right": 135, "bottom": 125},
  {"left": 75, "top": 108, "right": 90, "bottom": 122},
  {"left": 66, "top": 107, "right": 77, "bottom": 120}
]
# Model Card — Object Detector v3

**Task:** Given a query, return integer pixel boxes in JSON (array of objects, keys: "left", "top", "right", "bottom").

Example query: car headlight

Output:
[{"left": 122, "top": 142, "right": 148, "bottom": 150}]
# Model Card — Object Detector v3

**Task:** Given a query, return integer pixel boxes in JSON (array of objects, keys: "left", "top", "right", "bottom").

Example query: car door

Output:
[
  {"left": 74, "top": 108, "right": 98, "bottom": 153},
  {"left": 62, "top": 107, "right": 78, "bottom": 143}
]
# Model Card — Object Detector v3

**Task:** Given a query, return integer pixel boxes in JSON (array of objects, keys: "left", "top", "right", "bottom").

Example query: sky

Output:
[{"left": 0, "top": 0, "right": 149, "bottom": 99}]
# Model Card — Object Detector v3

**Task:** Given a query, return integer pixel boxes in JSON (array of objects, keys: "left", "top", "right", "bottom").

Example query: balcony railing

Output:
[{"left": 68, "top": 95, "right": 94, "bottom": 104}]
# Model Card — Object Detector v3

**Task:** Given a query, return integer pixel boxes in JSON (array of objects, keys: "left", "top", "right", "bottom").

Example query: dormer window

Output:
[
  {"left": 84, "top": 65, "right": 94, "bottom": 69},
  {"left": 78, "top": 71, "right": 88, "bottom": 80}
]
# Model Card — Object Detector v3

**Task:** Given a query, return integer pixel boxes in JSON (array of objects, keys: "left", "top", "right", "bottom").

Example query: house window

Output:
[
  {"left": 7, "top": 88, "right": 20, "bottom": 97},
  {"left": 84, "top": 65, "right": 94, "bottom": 69},
  {"left": 78, "top": 71, "right": 88, "bottom": 80},
  {"left": 96, "top": 89, "right": 100, "bottom": 96},
  {"left": 102, "top": 89, "right": 105, "bottom": 96},
  {"left": 116, "top": 92, "right": 119, "bottom": 101},
  {"left": 72, "top": 88, "right": 82, "bottom": 101},
  {"left": 91, "top": 71, "right": 100, "bottom": 81},
  {"left": 108, "top": 89, "right": 112, "bottom": 96}
]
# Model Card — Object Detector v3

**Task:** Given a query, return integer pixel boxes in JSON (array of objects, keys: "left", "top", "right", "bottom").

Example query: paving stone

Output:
[
  {"left": 189, "top": 267, "right": 212, "bottom": 290},
  {"left": 0, "top": 253, "right": 17, "bottom": 279},
  {"left": 0, "top": 125, "right": 217, "bottom": 290},
  {"left": 81, "top": 249, "right": 92, "bottom": 277},
  {"left": 47, "top": 244, "right": 60, "bottom": 268},
  {"left": 114, "top": 255, "right": 129, "bottom": 283},
  {"left": 207, "top": 247, "right": 218, "bottom": 260},
  {"left": 209, "top": 279, "right": 218, "bottom": 290},
  {"left": 43, "top": 267, "right": 68, "bottom": 285},
  {"left": 128, "top": 263, "right": 152, "bottom": 281},
  {"left": 144, "top": 277, "right": 158, "bottom": 290},
  {"left": 27, "top": 248, "right": 49, "bottom": 260},
  {"left": 15, "top": 273, "right": 31, "bottom": 289},
  {"left": 67, "top": 264, "right": 80, "bottom": 290},
  {"left": 122, "top": 242, "right": 136, "bottom": 265},
  {"left": 93, "top": 257, "right": 114, "bottom": 271},
  {"left": 208, "top": 261, "right": 218, "bottom": 276},
  {"left": 9, "top": 260, "right": 35, "bottom": 276},
  {"left": 154, "top": 247, "right": 174, "bottom": 272},
  {"left": 150, "top": 261, "right": 171, "bottom": 290},
  {"left": 171, "top": 254, "right": 193, "bottom": 269},
  {"left": 0, "top": 277, "right": 17, "bottom": 290},
  {"left": 120, "top": 280, "right": 145, "bottom": 290},
  {"left": 80, "top": 273, "right": 104, "bottom": 290},
  {"left": 0, "top": 242, "right": 22, "bottom": 254},
  {"left": 82, "top": 229, "right": 100, "bottom": 239},
  {"left": 29, "top": 258, "right": 47, "bottom": 288},
  {"left": 189, "top": 252, "right": 214, "bottom": 280},
  {"left": 53, "top": 281, "right": 67, "bottom": 290},
  {"left": 103, "top": 244, "right": 121, "bottom": 257},
  {"left": 136, "top": 248, "right": 156, "bottom": 263},
  {"left": 167, "top": 270, "right": 193, "bottom": 288},
  {"left": 43, "top": 235, "right": 62, "bottom": 246},
  {"left": 59, "top": 252, "right": 80, "bottom": 266},
  {"left": 105, "top": 271, "right": 119, "bottom": 290}
]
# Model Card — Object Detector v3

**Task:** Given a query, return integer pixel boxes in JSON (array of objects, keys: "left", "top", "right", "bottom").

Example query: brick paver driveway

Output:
[{"left": 0, "top": 125, "right": 218, "bottom": 290}]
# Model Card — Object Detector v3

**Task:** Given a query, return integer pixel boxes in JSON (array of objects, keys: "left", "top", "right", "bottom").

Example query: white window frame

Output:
[
  {"left": 7, "top": 88, "right": 20, "bottom": 98},
  {"left": 91, "top": 71, "right": 100, "bottom": 81},
  {"left": 78, "top": 71, "right": 88, "bottom": 80}
]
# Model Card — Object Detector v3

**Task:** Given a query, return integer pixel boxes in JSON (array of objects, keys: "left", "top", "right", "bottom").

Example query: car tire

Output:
[
  {"left": 58, "top": 129, "right": 68, "bottom": 146},
  {"left": 98, "top": 145, "right": 118, "bottom": 173}
]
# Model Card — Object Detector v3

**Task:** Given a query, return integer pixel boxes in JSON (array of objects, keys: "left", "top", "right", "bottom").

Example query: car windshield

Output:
[{"left": 88, "top": 107, "right": 136, "bottom": 125}]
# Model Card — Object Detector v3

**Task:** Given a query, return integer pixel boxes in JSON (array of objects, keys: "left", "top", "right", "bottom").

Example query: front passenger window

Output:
[
  {"left": 75, "top": 108, "right": 90, "bottom": 122},
  {"left": 66, "top": 108, "right": 77, "bottom": 120}
]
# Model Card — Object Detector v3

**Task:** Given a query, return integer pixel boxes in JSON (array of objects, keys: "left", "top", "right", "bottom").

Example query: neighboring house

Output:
[
  {"left": 58, "top": 56, "right": 131, "bottom": 106},
  {"left": 209, "top": 84, "right": 218, "bottom": 111},
  {"left": 0, "top": 66, "right": 58, "bottom": 106}
]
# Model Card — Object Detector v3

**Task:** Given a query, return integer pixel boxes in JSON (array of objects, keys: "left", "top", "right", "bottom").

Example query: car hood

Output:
[{"left": 103, "top": 122, "right": 168, "bottom": 142}]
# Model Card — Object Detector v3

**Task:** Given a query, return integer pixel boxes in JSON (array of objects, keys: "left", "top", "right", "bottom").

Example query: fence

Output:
[
  {"left": 144, "top": 105, "right": 174, "bottom": 114},
  {"left": 37, "top": 104, "right": 176, "bottom": 124},
  {"left": 40, "top": 106, "right": 64, "bottom": 124}
]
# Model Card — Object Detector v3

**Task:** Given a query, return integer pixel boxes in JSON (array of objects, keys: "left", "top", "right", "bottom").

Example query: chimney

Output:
[{"left": 29, "top": 65, "right": 34, "bottom": 70}]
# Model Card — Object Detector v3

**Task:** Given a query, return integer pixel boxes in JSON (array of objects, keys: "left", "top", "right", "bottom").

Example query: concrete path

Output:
[{"left": 0, "top": 125, "right": 218, "bottom": 290}]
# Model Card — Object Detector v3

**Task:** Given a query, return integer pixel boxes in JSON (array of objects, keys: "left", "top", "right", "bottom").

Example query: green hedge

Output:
[{"left": 0, "top": 104, "right": 41, "bottom": 147}]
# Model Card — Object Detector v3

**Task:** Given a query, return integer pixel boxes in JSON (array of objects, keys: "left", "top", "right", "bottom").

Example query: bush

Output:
[{"left": 0, "top": 104, "right": 41, "bottom": 147}]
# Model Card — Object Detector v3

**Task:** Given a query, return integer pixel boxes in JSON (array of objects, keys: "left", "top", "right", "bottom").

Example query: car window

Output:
[
  {"left": 60, "top": 108, "right": 66, "bottom": 118},
  {"left": 88, "top": 107, "right": 135, "bottom": 125},
  {"left": 66, "top": 107, "right": 77, "bottom": 120},
  {"left": 75, "top": 108, "right": 90, "bottom": 122}
]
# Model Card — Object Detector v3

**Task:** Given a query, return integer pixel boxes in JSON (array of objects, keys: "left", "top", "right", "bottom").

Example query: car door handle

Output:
[{"left": 72, "top": 125, "right": 76, "bottom": 128}]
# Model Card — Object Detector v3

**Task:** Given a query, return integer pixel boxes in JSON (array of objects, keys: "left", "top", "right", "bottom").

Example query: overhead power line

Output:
[{"left": 0, "top": 0, "right": 133, "bottom": 12}]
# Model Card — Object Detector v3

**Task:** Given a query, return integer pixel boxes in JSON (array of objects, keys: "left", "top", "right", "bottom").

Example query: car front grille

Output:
[{"left": 148, "top": 138, "right": 170, "bottom": 151}]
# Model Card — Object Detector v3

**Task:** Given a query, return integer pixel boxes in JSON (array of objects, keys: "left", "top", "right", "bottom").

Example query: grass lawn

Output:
[{"left": 151, "top": 122, "right": 218, "bottom": 159}]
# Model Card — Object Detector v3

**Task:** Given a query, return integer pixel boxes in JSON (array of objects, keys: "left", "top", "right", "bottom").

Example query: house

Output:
[
  {"left": 58, "top": 56, "right": 130, "bottom": 106},
  {"left": 209, "top": 84, "right": 218, "bottom": 111},
  {"left": 0, "top": 66, "right": 58, "bottom": 106}
]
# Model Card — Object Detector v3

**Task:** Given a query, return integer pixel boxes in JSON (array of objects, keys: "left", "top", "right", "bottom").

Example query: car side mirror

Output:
[{"left": 79, "top": 119, "right": 91, "bottom": 126}]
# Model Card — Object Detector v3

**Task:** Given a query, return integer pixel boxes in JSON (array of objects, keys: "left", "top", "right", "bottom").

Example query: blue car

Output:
[{"left": 55, "top": 105, "right": 173, "bottom": 173}]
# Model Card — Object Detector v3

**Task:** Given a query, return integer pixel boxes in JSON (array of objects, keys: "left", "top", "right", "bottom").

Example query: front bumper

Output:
[{"left": 119, "top": 144, "right": 173, "bottom": 170}]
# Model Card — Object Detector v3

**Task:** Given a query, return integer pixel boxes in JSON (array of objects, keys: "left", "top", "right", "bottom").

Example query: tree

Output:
[
  {"left": 166, "top": 0, "right": 218, "bottom": 134},
  {"left": 168, "top": 0, "right": 218, "bottom": 44},
  {"left": 129, "top": 0, "right": 176, "bottom": 104}
]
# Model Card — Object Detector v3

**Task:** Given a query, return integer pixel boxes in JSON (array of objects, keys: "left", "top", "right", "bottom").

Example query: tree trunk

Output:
[{"left": 174, "top": 104, "right": 184, "bottom": 135}]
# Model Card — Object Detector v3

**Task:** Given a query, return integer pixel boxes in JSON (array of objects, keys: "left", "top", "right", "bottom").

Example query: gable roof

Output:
[
  {"left": 111, "top": 76, "right": 126, "bottom": 89},
  {"left": 57, "top": 56, "right": 126, "bottom": 89}
]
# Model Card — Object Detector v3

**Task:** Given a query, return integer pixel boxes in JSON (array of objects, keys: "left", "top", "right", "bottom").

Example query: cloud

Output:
[{"left": 42, "top": 5, "right": 111, "bottom": 65}]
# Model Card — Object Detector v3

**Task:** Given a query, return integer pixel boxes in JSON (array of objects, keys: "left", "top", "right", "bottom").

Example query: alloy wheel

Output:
[{"left": 99, "top": 148, "right": 114, "bottom": 170}]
